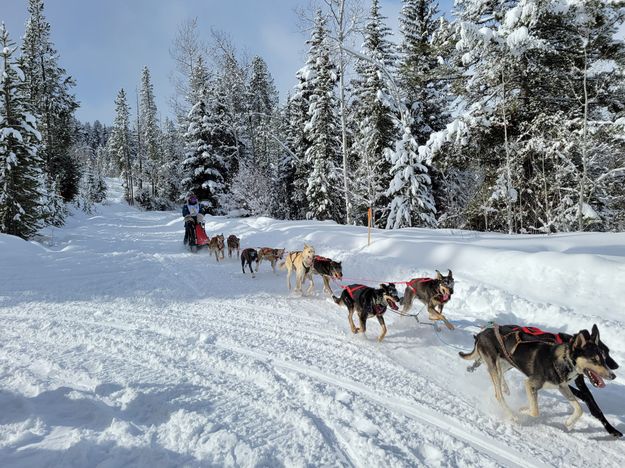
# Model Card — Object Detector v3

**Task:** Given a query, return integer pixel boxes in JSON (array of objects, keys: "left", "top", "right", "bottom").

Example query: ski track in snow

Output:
[{"left": 1, "top": 180, "right": 624, "bottom": 467}]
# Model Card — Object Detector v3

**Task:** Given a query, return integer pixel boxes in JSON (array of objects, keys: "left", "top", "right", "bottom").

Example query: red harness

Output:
[
  {"left": 405, "top": 278, "right": 432, "bottom": 293},
  {"left": 511, "top": 326, "right": 563, "bottom": 344},
  {"left": 340, "top": 284, "right": 388, "bottom": 316},
  {"left": 314, "top": 255, "right": 332, "bottom": 262},
  {"left": 406, "top": 277, "right": 451, "bottom": 304},
  {"left": 342, "top": 284, "right": 367, "bottom": 299}
]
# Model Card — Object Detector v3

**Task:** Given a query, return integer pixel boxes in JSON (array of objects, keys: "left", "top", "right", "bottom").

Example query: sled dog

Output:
[
  {"left": 459, "top": 324, "right": 616, "bottom": 431},
  {"left": 257, "top": 248, "right": 285, "bottom": 273},
  {"left": 227, "top": 235, "right": 240, "bottom": 258},
  {"left": 208, "top": 234, "right": 225, "bottom": 262},
  {"left": 333, "top": 283, "right": 400, "bottom": 342},
  {"left": 401, "top": 270, "right": 455, "bottom": 330},
  {"left": 280, "top": 244, "right": 315, "bottom": 294},
  {"left": 241, "top": 248, "right": 259, "bottom": 277},
  {"left": 308, "top": 255, "right": 343, "bottom": 295}
]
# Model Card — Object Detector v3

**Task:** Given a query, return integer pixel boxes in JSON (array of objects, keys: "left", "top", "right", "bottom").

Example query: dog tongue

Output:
[{"left": 588, "top": 369, "right": 606, "bottom": 388}]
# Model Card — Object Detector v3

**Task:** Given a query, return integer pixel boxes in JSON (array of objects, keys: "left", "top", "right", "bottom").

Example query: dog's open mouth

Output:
[
  {"left": 584, "top": 369, "right": 606, "bottom": 388},
  {"left": 386, "top": 298, "right": 399, "bottom": 310}
]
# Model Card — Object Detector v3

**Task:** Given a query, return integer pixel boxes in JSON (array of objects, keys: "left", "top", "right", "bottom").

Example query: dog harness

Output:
[
  {"left": 340, "top": 285, "right": 387, "bottom": 316},
  {"left": 511, "top": 326, "right": 563, "bottom": 344},
  {"left": 342, "top": 284, "right": 367, "bottom": 299},
  {"left": 406, "top": 278, "right": 451, "bottom": 303},
  {"left": 493, "top": 323, "right": 571, "bottom": 381},
  {"left": 314, "top": 255, "right": 332, "bottom": 262}
]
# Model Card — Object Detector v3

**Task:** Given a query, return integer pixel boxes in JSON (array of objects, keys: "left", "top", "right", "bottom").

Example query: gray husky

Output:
[{"left": 460, "top": 324, "right": 616, "bottom": 431}]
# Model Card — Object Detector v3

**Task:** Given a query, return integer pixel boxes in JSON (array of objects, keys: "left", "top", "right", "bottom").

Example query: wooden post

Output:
[{"left": 367, "top": 207, "right": 372, "bottom": 246}]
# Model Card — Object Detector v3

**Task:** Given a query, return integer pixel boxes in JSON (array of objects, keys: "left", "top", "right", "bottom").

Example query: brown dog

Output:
[
  {"left": 279, "top": 244, "right": 315, "bottom": 294},
  {"left": 401, "top": 270, "right": 455, "bottom": 330},
  {"left": 227, "top": 235, "right": 240, "bottom": 258},
  {"left": 257, "top": 248, "right": 285, "bottom": 273},
  {"left": 208, "top": 234, "right": 225, "bottom": 262}
]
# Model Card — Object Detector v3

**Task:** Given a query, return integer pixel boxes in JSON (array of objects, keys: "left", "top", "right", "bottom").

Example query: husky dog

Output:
[
  {"left": 308, "top": 255, "right": 343, "bottom": 295},
  {"left": 208, "top": 234, "right": 225, "bottom": 262},
  {"left": 333, "top": 283, "right": 400, "bottom": 342},
  {"left": 401, "top": 270, "right": 455, "bottom": 330},
  {"left": 257, "top": 248, "right": 285, "bottom": 273},
  {"left": 480, "top": 325, "right": 621, "bottom": 437},
  {"left": 280, "top": 244, "right": 315, "bottom": 294},
  {"left": 227, "top": 235, "right": 240, "bottom": 258},
  {"left": 460, "top": 324, "right": 616, "bottom": 431},
  {"left": 241, "top": 248, "right": 259, "bottom": 277}
]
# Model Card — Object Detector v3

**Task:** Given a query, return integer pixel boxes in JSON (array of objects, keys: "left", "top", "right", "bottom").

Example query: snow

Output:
[{"left": 1, "top": 179, "right": 624, "bottom": 466}]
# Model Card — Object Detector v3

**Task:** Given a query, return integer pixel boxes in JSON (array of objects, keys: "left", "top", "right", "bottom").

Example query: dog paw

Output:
[{"left": 519, "top": 407, "right": 538, "bottom": 417}]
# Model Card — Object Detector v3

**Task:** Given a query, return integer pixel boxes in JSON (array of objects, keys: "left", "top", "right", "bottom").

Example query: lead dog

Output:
[
  {"left": 279, "top": 244, "right": 315, "bottom": 294},
  {"left": 307, "top": 255, "right": 343, "bottom": 295},
  {"left": 460, "top": 324, "right": 616, "bottom": 431},
  {"left": 401, "top": 270, "right": 454, "bottom": 330},
  {"left": 333, "top": 283, "right": 400, "bottom": 342},
  {"left": 257, "top": 248, "right": 285, "bottom": 273}
]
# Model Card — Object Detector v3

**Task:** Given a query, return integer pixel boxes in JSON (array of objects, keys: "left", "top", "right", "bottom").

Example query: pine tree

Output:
[
  {"left": 181, "top": 84, "right": 226, "bottom": 213},
  {"left": 160, "top": 118, "right": 184, "bottom": 203},
  {"left": 139, "top": 66, "right": 162, "bottom": 199},
  {"left": 0, "top": 24, "right": 46, "bottom": 239},
  {"left": 108, "top": 89, "right": 134, "bottom": 204},
  {"left": 20, "top": 0, "right": 80, "bottom": 204},
  {"left": 303, "top": 12, "right": 344, "bottom": 222},
  {"left": 288, "top": 71, "right": 313, "bottom": 220},
  {"left": 351, "top": 0, "right": 396, "bottom": 227},
  {"left": 247, "top": 56, "right": 278, "bottom": 168}
]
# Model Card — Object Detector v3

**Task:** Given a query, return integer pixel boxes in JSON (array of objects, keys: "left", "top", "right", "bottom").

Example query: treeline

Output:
[
  {"left": 5, "top": 1, "right": 625, "bottom": 239},
  {"left": 0, "top": 0, "right": 108, "bottom": 239},
  {"left": 106, "top": 0, "right": 620, "bottom": 233}
]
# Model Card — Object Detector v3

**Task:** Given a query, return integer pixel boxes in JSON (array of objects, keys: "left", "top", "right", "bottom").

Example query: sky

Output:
[{"left": 2, "top": 0, "right": 454, "bottom": 125}]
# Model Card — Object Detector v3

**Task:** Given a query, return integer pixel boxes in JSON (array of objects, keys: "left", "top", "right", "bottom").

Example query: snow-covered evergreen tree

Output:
[
  {"left": 0, "top": 24, "right": 46, "bottom": 239},
  {"left": 160, "top": 118, "right": 184, "bottom": 203},
  {"left": 138, "top": 66, "right": 162, "bottom": 199},
  {"left": 351, "top": 0, "right": 396, "bottom": 227},
  {"left": 303, "top": 12, "right": 344, "bottom": 222},
  {"left": 181, "top": 75, "right": 229, "bottom": 213},
  {"left": 108, "top": 89, "right": 134, "bottom": 204},
  {"left": 288, "top": 71, "right": 313, "bottom": 220},
  {"left": 20, "top": 0, "right": 80, "bottom": 204}
]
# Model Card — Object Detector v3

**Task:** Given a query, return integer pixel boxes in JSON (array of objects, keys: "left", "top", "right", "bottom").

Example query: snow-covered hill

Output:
[{"left": 1, "top": 180, "right": 624, "bottom": 467}]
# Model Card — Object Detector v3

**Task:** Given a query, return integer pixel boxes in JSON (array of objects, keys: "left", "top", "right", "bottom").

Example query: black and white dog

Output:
[
  {"left": 333, "top": 283, "right": 400, "bottom": 342},
  {"left": 460, "top": 324, "right": 618, "bottom": 435}
]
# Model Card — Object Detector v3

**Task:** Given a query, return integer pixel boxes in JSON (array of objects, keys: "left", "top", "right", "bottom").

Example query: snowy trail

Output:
[{"left": 1, "top": 181, "right": 624, "bottom": 467}]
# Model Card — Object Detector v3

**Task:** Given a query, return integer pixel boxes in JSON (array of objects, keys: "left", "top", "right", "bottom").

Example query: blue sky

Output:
[{"left": 2, "top": 0, "right": 454, "bottom": 124}]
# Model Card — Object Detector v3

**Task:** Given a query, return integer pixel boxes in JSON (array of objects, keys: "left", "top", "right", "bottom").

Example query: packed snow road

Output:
[{"left": 1, "top": 182, "right": 624, "bottom": 467}]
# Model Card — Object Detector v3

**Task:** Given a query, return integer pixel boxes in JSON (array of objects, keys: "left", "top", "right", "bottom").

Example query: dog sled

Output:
[{"left": 184, "top": 221, "right": 210, "bottom": 253}]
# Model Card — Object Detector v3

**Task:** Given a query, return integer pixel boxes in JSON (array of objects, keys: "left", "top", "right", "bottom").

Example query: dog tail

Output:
[
  {"left": 459, "top": 335, "right": 479, "bottom": 361},
  {"left": 332, "top": 294, "right": 343, "bottom": 306}
]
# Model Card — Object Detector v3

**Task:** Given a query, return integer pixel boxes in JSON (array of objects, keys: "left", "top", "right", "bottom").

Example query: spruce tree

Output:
[
  {"left": 20, "top": 0, "right": 80, "bottom": 204},
  {"left": 181, "top": 82, "right": 226, "bottom": 213},
  {"left": 108, "top": 89, "right": 134, "bottom": 204},
  {"left": 303, "top": 12, "right": 344, "bottom": 222},
  {"left": 0, "top": 24, "right": 46, "bottom": 239},
  {"left": 351, "top": 0, "right": 396, "bottom": 227},
  {"left": 139, "top": 66, "right": 162, "bottom": 198}
]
